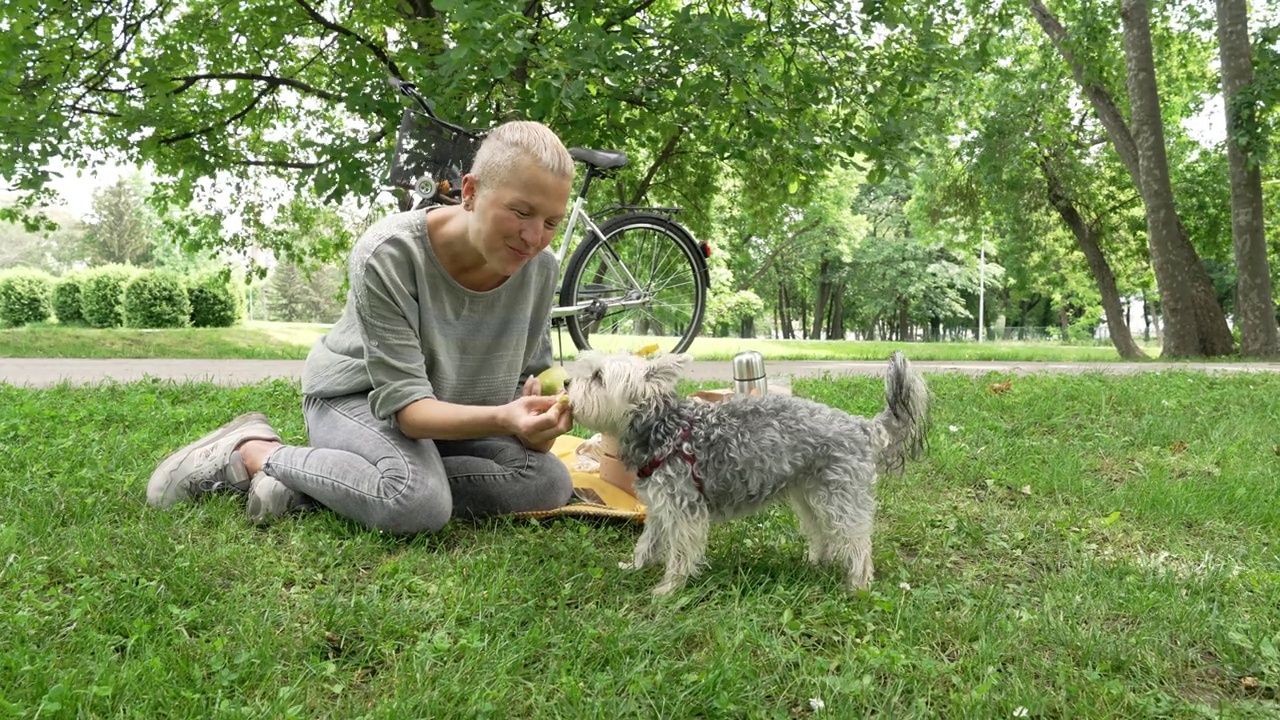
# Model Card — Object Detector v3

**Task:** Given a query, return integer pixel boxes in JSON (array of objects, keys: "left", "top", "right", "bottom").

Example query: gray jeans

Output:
[{"left": 260, "top": 392, "right": 573, "bottom": 534}]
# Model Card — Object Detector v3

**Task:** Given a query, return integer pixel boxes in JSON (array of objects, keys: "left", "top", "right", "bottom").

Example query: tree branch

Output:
[
  {"left": 167, "top": 73, "right": 340, "bottom": 102},
  {"left": 603, "top": 0, "right": 659, "bottom": 30},
  {"left": 737, "top": 220, "right": 823, "bottom": 291},
  {"left": 1095, "top": 192, "right": 1141, "bottom": 220},
  {"left": 628, "top": 126, "right": 685, "bottom": 205},
  {"left": 233, "top": 158, "right": 323, "bottom": 169},
  {"left": 157, "top": 86, "right": 274, "bottom": 145},
  {"left": 1026, "top": 0, "right": 1143, "bottom": 186},
  {"left": 224, "top": 129, "right": 388, "bottom": 170},
  {"left": 62, "top": 103, "right": 122, "bottom": 118},
  {"left": 293, "top": 0, "right": 402, "bottom": 79}
]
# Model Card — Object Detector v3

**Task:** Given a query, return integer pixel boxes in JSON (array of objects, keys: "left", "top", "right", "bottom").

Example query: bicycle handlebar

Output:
[{"left": 388, "top": 76, "right": 486, "bottom": 141}]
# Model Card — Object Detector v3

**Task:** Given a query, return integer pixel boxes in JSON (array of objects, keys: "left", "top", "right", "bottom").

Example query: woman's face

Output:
[{"left": 463, "top": 160, "right": 572, "bottom": 278}]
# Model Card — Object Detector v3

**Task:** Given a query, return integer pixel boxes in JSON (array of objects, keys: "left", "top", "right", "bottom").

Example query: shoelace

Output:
[
  {"left": 188, "top": 445, "right": 241, "bottom": 495},
  {"left": 196, "top": 476, "right": 234, "bottom": 494}
]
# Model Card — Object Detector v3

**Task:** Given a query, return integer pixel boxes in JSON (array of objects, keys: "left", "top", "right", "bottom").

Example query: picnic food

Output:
[{"left": 537, "top": 365, "right": 570, "bottom": 395}]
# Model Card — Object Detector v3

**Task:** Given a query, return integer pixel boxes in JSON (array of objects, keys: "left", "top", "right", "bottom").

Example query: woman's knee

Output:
[
  {"left": 361, "top": 457, "right": 452, "bottom": 535},
  {"left": 372, "top": 485, "right": 452, "bottom": 535}
]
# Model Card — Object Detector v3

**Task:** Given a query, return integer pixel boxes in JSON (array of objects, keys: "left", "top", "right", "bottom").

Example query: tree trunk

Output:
[
  {"left": 739, "top": 315, "right": 754, "bottom": 339},
  {"left": 1032, "top": 0, "right": 1235, "bottom": 357},
  {"left": 828, "top": 280, "right": 845, "bottom": 340},
  {"left": 1142, "top": 290, "right": 1152, "bottom": 341},
  {"left": 1120, "top": 0, "right": 1235, "bottom": 357},
  {"left": 811, "top": 258, "right": 831, "bottom": 339},
  {"left": 1041, "top": 157, "right": 1148, "bottom": 359},
  {"left": 779, "top": 285, "right": 795, "bottom": 339},
  {"left": 1215, "top": 0, "right": 1280, "bottom": 357},
  {"left": 897, "top": 299, "right": 910, "bottom": 341}
]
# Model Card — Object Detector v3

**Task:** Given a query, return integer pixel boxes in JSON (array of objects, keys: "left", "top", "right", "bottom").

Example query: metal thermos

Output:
[{"left": 732, "top": 351, "right": 768, "bottom": 396}]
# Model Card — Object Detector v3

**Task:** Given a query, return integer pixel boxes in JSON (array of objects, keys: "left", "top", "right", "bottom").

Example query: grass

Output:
[
  {"left": 2, "top": 372, "right": 1278, "bottom": 717},
  {"left": 0, "top": 321, "right": 1173, "bottom": 362},
  {"left": 0, "top": 321, "right": 325, "bottom": 360}
]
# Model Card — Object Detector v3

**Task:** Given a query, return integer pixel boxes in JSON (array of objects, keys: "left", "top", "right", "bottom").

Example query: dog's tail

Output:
[{"left": 873, "top": 351, "right": 929, "bottom": 476}]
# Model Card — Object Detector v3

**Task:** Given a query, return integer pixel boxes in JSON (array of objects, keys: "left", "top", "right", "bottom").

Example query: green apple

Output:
[{"left": 537, "top": 365, "right": 570, "bottom": 395}]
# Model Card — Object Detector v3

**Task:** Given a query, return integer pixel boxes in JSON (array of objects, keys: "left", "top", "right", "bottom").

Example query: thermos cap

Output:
[{"left": 732, "top": 351, "right": 767, "bottom": 381}]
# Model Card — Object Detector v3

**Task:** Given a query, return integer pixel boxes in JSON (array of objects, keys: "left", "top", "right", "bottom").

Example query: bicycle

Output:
[{"left": 384, "top": 78, "right": 711, "bottom": 357}]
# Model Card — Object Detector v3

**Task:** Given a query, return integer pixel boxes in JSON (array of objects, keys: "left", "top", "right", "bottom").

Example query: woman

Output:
[{"left": 146, "top": 120, "right": 578, "bottom": 534}]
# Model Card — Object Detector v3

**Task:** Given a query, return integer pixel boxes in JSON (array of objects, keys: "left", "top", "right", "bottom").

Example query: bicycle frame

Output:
[{"left": 548, "top": 192, "right": 649, "bottom": 320}]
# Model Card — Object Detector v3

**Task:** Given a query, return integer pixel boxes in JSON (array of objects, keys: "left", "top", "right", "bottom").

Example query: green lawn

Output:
[
  {"left": 0, "top": 321, "right": 326, "bottom": 360},
  {"left": 0, "top": 321, "right": 1166, "bottom": 362},
  {"left": 1, "top": 372, "right": 1277, "bottom": 717}
]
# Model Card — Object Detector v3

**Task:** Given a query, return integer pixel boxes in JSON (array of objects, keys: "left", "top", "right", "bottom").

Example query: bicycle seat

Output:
[{"left": 569, "top": 147, "right": 628, "bottom": 170}]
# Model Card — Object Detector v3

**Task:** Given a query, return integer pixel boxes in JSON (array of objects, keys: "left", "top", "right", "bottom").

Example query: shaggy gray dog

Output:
[{"left": 566, "top": 350, "right": 929, "bottom": 596}]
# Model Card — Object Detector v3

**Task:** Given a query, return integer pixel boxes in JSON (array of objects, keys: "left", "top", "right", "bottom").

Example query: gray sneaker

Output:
[
  {"left": 245, "top": 472, "right": 307, "bottom": 525},
  {"left": 147, "top": 412, "right": 281, "bottom": 509}
]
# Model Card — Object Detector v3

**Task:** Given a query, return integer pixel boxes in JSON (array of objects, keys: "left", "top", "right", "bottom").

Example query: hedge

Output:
[
  {"left": 123, "top": 270, "right": 191, "bottom": 328},
  {"left": 0, "top": 269, "right": 55, "bottom": 327}
]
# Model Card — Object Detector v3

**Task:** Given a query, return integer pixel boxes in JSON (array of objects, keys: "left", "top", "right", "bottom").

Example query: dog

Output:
[{"left": 565, "top": 350, "right": 929, "bottom": 596}]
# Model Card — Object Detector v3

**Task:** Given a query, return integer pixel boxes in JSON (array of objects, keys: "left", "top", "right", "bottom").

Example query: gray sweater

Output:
[{"left": 300, "top": 208, "right": 558, "bottom": 423}]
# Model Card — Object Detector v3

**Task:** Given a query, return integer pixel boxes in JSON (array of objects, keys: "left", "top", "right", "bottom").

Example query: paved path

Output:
[{"left": 2, "top": 357, "right": 1278, "bottom": 388}]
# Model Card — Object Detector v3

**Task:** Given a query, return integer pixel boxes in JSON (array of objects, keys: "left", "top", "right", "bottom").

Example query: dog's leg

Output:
[
  {"left": 838, "top": 533, "right": 874, "bottom": 591},
  {"left": 808, "top": 470, "right": 877, "bottom": 592},
  {"left": 621, "top": 519, "right": 664, "bottom": 571},
  {"left": 652, "top": 515, "right": 708, "bottom": 596},
  {"left": 788, "top": 485, "right": 831, "bottom": 565},
  {"left": 650, "top": 486, "right": 710, "bottom": 596}
]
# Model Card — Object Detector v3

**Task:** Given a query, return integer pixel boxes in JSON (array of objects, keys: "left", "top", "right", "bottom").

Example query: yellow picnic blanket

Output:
[{"left": 510, "top": 435, "right": 647, "bottom": 522}]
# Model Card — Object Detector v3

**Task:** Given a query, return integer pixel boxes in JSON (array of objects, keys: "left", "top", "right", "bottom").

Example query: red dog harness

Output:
[{"left": 636, "top": 425, "right": 705, "bottom": 496}]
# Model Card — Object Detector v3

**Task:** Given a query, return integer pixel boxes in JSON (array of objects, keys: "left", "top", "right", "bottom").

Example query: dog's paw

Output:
[
  {"left": 651, "top": 578, "right": 686, "bottom": 596},
  {"left": 845, "top": 567, "right": 874, "bottom": 592},
  {"left": 618, "top": 560, "right": 640, "bottom": 571}
]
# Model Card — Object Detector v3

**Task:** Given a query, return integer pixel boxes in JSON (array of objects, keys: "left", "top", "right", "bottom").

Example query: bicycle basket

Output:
[{"left": 387, "top": 108, "right": 481, "bottom": 200}]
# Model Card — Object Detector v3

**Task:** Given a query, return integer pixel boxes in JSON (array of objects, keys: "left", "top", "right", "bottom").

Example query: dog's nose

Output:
[{"left": 562, "top": 378, "right": 572, "bottom": 389}]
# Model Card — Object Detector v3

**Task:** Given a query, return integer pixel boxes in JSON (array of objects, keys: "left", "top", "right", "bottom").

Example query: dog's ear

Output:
[
  {"left": 574, "top": 350, "right": 604, "bottom": 371},
  {"left": 644, "top": 352, "right": 691, "bottom": 389}
]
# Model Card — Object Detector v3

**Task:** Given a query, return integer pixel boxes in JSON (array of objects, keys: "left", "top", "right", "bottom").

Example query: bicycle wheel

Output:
[{"left": 560, "top": 212, "right": 709, "bottom": 355}]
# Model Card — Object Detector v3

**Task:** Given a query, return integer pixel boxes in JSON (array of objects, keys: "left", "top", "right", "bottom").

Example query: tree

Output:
[
  {"left": 1039, "top": 151, "right": 1148, "bottom": 357},
  {"left": 1214, "top": 0, "right": 1279, "bottom": 357},
  {"left": 266, "top": 261, "right": 345, "bottom": 323},
  {"left": 1030, "top": 0, "right": 1235, "bottom": 357},
  {"left": 1119, "top": 0, "right": 1234, "bottom": 357},
  {"left": 0, "top": 206, "right": 84, "bottom": 273},
  {"left": 81, "top": 175, "right": 156, "bottom": 266},
  {"left": 0, "top": 0, "right": 968, "bottom": 263},
  {"left": 905, "top": 14, "right": 1151, "bottom": 358}
]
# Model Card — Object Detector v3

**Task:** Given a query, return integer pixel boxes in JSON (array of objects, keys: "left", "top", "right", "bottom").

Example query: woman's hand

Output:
[
  {"left": 503, "top": 394, "right": 573, "bottom": 452},
  {"left": 522, "top": 374, "right": 542, "bottom": 397}
]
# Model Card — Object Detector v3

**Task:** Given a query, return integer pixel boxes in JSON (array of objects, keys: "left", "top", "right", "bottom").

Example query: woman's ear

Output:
[{"left": 460, "top": 173, "right": 478, "bottom": 210}]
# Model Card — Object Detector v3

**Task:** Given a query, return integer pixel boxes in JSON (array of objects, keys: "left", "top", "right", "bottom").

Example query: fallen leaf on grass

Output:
[
  {"left": 987, "top": 380, "right": 1013, "bottom": 394},
  {"left": 1170, "top": 440, "right": 1188, "bottom": 454}
]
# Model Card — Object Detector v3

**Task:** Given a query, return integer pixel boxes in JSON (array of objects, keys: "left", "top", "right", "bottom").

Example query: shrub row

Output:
[{"left": 0, "top": 266, "right": 242, "bottom": 329}]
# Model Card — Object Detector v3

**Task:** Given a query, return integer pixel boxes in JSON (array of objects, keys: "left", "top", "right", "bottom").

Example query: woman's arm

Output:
[{"left": 395, "top": 394, "right": 566, "bottom": 442}]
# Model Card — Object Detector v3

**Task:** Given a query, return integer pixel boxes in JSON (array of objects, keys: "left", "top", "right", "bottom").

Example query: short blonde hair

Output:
[{"left": 469, "top": 120, "right": 575, "bottom": 189}]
